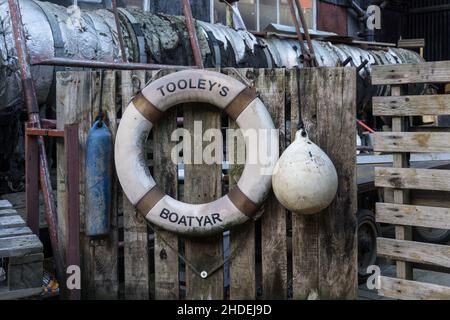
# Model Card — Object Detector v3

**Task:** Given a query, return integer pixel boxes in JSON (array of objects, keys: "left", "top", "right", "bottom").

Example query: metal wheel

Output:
[
  {"left": 357, "top": 209, "right": 380, "bottom": 284},
  {"left": 414, "top": 227, "right": 450, "bottom": 244}
]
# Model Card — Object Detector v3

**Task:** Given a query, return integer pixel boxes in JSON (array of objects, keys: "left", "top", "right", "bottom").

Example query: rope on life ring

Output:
[{"left": 115, "top": 69, "right": 279, "bottom": 236}]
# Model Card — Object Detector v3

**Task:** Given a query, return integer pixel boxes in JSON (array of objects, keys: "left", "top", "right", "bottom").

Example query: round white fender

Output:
[
  {"left": 115, "top": 69, "right": 279, "bottom": 236},
  {"left": 272, "top": 129, "right": 338, "bottom": 215}
]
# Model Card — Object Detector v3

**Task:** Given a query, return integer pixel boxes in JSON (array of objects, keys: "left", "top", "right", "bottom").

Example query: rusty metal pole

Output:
[
  {"left": 7, "top": 0, "right": 65, "bottom": 283},
  {"left": 181, "top": 0, "right": 204, "bottom": 68},
  {"left": 111, "top": 0, "right": 127, "bottom": 62},
  {"left": 287, "top": 0, "right": 310, "bottom": 66},
  {"left": 294, "top": 0, "right": 318, "bottom": 67}
]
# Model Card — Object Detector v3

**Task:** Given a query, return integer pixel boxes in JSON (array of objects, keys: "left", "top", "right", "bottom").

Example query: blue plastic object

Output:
[{"left": 85, "top": 120, "right": 112, "bottom": 236}]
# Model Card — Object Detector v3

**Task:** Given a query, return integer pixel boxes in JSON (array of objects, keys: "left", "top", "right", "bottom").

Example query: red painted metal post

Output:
[
  {"left": 65, "top": 124, "right": 80, "bottom": 300},
  {"left": 25, "top": 124, "right": 39, "bottom": 235},
  {"left": 7, "top": 0, "right": 64, "bottom": 282},
  {"left": 181, "top": 0, "right": 204, "bottom": 68}
]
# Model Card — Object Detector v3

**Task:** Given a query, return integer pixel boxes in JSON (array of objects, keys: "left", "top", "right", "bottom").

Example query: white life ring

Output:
[{"left": 115, "top": 70, "right": 279, "bottom": 236}]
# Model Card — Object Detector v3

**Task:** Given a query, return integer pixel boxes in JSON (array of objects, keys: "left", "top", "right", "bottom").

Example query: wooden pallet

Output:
[
  {"left": 373, "top": 61, "right": 450, "bottom": 300},
  {"left": 0, "top": 200, "right": 43, "bottom": 300},
  {"left": 56, "top": 67, "right": 357, "bottom": 300}
]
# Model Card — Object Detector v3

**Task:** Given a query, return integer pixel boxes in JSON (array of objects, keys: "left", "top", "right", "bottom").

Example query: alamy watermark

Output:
[{"left": 366, "top": 5, "right": 381, "bottom": 31}]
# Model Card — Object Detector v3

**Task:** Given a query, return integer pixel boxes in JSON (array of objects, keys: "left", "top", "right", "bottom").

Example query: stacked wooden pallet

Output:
[
  {"left": 372, "top": 61, "right": 450, "bottom": 300},
  {"left": 0, "top": 200, "right": 43, "bottom": 299}
]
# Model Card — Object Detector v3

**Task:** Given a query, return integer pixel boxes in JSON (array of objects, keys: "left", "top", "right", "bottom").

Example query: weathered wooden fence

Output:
[
  {"left": 373, "top": 61, "right": 450, "bottom": 299},
  {"left": 56, "top": 67, "right": 357, "bottom": 300}
]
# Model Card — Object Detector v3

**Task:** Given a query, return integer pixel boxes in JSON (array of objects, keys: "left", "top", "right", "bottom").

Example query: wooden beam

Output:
[
  {"left": 377, "top": 238, "right": 450, "bottom": 269},
  {"left": 152, "top": 69, "right": 180, "bottom": 300},
  {"left": 375, "top": 167, "right": 450, "bottom": 192},
  {"left": 184, "top": 104, "right": 224, "bottom": 300},
  {"left": 373, "top": 94, "right": 450, "bottom": 116},
  {"left": 259, "top": 69, "right": 288, "bottom": 300},
  {"left": 390, "top": 85, "right": 413, "bottom": 280},
  {"left": 0, "top": 234, "right": 42, "bottom": 257},
  {"left": 372, "top": 61, "right": 450, "bottom": 85},
  {"left": 378, "top": 276, "right": 450, "bottom": 300},
  {"left": 293, "top": 67, "right": 357, "bottom": 299},
  {"left": 373, "top": 132, "right": 450, "bottom": 153},
  {"left": 376, "top": 202, "right": 450, "bottom": 229},
  {"left": 120, "top": 70, "right": 150, "bottom": 300}
]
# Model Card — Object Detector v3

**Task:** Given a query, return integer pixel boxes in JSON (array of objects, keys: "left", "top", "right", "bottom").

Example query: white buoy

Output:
[{"left": 272, "top": 129, "right": 338, "bottom": 215}]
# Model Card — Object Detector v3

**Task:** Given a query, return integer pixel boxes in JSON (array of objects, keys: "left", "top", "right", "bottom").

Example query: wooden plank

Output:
[
  {"left": 0, "top": 227, "right": 32, "bottom": 239},
  {"left": 56, "top": 71, "right": 119, "bottom": 299},
  {"left": 376, "top": 202, "right": 450, "bottom": 229},
  {"left": 374, "top": 132, "right": 450, "bottom": 153},
  {"left": 0, "top": 234, "right": 42, "bottom": 257},
  {"left": 257, "top": 68, "right": 287, "bottom": 299},
  {"left": 0, "top": 216, "right": 26, "bottom": 228},
  {"left": 227, "top": 68, "right": 256, "bottom": 300},
  {"left": 89, "top": 71, "right": 119, "bottom": 299},
  {"left": 377, "top": 238, "right": 450, "bottom": 268},
  {"left": 373, "top": 94, "right": 450, "bottom": 116},
  {"left": 0, "top": 287, "right": 43, "bottom": 300},
  {"left": 375, "top": 167, "right": 450, "bottom": 191},
  {"left": 390, "top": 85, "right": 413, "bottom": 280},
  {"left": 293, "top": 67, "right": 357, "bottom": 299},
  {"left": 378, "top": 276, "right": 450, "bottom": 300},
  {"left": 372, "top": 61, "right": 450, "bottom": 85},
  {"left": 0, "top": 209, "right": 18, "bottom": 217},
  {"left": 120, "top": 70, "right": 150, "bottom": 300},
  {"left": 290, "top": 68, "right": 319, "bottom": 300},
  {"left": 152, "top": 69, "right": 180, "bottom": 300},
  {"left": 184, "top": 104, "right": 224, "bottom": 300},
  {"left": 0, "top": 200, "right": 12, "bottom": 209}
]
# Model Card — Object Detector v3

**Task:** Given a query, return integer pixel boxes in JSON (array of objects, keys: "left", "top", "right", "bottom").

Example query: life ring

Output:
[{"left": 115, "top": 70, "right": 279, "bottom": 236}]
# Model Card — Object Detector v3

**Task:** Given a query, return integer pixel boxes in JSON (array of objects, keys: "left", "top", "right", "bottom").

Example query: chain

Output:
[{"left": 144, "top": 217, "right": 251, "bottom": 280}]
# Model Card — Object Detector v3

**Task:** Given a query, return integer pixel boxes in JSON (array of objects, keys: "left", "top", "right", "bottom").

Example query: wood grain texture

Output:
[
  {"left": 376, "top": 202, "right": 450, "bottom": 229},
  {"left": 372, "top": 61, "right": 450, "bottom": 85},
  {"left": 375, "top": 167, "right": 450, "bottom": 191},
  {"left": 294, "top": 67, "right": 357, "bottom": 299},
  {"left": 227, "top": 69, "right": 256, "bottom": 300},
  {"left": 378, "top": 276, "right": 450, "bottom": 300},
  {"left": 377, "top": 238, "right": 450, "bottom": 268},
  {"left": 390, "top": 85, "right": 413, "bottom": 280},
  {"left": 151, "top": 70, "right": 180, "bottom": 300},
  {"left": 0, "top": 215, "right": 25, "bottom": 228},
  {"left": 256, "top": 69, "right": 288, "bottom": 300},
  {"left": 0, "top": 234, "right": 42, "bottom": 257},
  {"left": 0, "top": 227, "right": 32, "bottom": 239},
  {"left": 373, "top": 94, "right": 450, "bottom": 116},
  {"left": 56, "top": 71, "right": 119, "bottom": 299},
  {"left": 374, "top": 132, "right": 450, "bottom": 153},
  {"left": 121, "top": 70, "right": 150, "bottom": 300},
  {"left": 184, "top": 104, "right": 224, "bottom": 300}
]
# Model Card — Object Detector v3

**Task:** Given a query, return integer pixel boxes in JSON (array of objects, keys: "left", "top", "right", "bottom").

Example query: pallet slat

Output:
[
  {"left": 378, "top": 276, "right": 450, "bottom": 300},
  {"left": 375, "top": 167, "right": 450, "bottom": 191},
  {"left": 374, "top": 132, "right": 450, "bottom": 153},
  {"left": 0, "top": 215, "right": 26, "bottom": 228},
  {"left": 373, "top": 94, "right": 450, "bottom": 116},
  {"left": 121, "top": 70, "right": 150, "bottom": 300},
  {"left": 0, "top": 234, "right": 42, "bottom": 257},
  {"left": 292, "top": 67, "right": 357, "bottom": 299},
  {"left": 0, "top": 209, "right": 18, "bottom": 217},
  {"left": 376, "top": 202, "right": 450, "bottom": 229},
  {"left": 372, "top": 61, "right": 450, "bottom": 85},
  {"left": 377, "top": 238, "right": 450, "bottom": 268},
  {"left": 0, "top": 200, "right": 12, "bottom": 209},
  {"left": 0, "top": 227, "right": 32, "bottom": 239}
]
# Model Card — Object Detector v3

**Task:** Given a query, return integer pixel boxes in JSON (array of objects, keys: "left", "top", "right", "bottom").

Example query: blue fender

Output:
[{"left": 85, "top": 120, "right": 112, "bottom": 236}]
